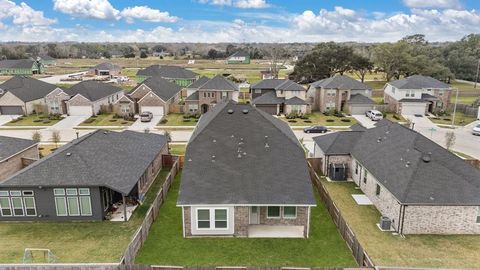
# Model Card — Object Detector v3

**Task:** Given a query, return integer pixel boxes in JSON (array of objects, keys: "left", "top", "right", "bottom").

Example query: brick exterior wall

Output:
[
  {"left": 130, "top": 85, "right": 151, "bottom": 100},
  {"left": 0, "top": 146, "right": 38, "bottom": 181},
  {"left": 198, "top": 90, "right": 233, "bottom": 111},
  {"left": 67, "top": 94, "right": 91, "bottom": 106},
  {"left": 325, "top": 155, "right": 352, "bottom": 178},
  {"left": 259, "top": 206, "right": 308, "bottom": 226},
  {"left": 315, "top": 88, "right": 351, "bottom": 113},
  {"left": 432, "top": 89, "right": 452, "bottom": 111},
  {"left": 383, "top": 93, "right": 400, "bottom": 113},
  {"left": 234, "top": 206, "right": 249, "bottom": 237},
  {"left": 45, "top": 88, "right": 70, "bottom": 115},
  {"left": 183, "top": 206, "right": 192, "bottom": 237}
]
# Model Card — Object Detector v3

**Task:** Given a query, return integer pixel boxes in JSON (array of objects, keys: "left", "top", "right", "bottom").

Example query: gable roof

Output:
[
  {"left": 38, "top": 55, "right": 55, "bottom": 61},
  {"left": 0, "top": 76, "right": 58, "bottom": 102},
  {"left": 313, "top": 131, "right": 364, "bottom": 155},
  {"left": 389, "top": 75, "right": 451, "bottom": 89},
  {"left": 178, "top": 101, "right": 316, "bottom": 206},
  {"left": 0, "top": 59, "right": 36, "bottom": 69},
  {"left": 228, "top": 50, "right": 250, "bottom": 58},
  {"left": 252, "top": 91, "right": 284, "bottom": 105},
  {"left": 185, "top": 91, "right": 199, "bottom": 101},
  {"left": 93, "top": 62, "right": 121, "bottom": 71},
  {"left": 66, "top": 81, "right": 122, "bottom": 101},
  {"left": 137, "top": 65, "right": 197, "bottom": 79},
  {"left": 285, "top": 96, "right": 308, "bottom": 105},
  {"left": 311, "top": 75, "right": 371, "bottom": 90},
  {"left": 0, "top": 130, "right": 167, "bottom": 195},
  {"left": 136, "top": 76, "right": 182, "bottom": 101},
  {"left": 251, "top": 79, "right": 306, "bottom": 91},
  {"left": 0, "top": 136, "right": 37, "bottom": 163},
  {"left": 348, "top": 93, "right": 375, "bottom": 104},
  {"left": 186, "top": 76, "right": 210, "bottom": 89},
  {"left": 198, "top": 75, "right": 238, "bottom": 91}
]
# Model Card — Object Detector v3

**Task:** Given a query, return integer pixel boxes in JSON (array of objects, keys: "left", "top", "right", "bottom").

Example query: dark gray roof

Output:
[
  {"left": 228, "top": 50, "right": 250, "bottom": 58},
  {"left": 311, "top": 75, "right": 371, "bottom": 90},
  {"left": 398, "top": 98, "right": 429, "bottom": 103},
  {"left": 93, "top": 62, "right": 121, "bottom": 71},
  {"left": 421, "top": 93, "right": 439, "bottom": 101},
  {"left": 0, "top": 76, "right": 58, "bottom": 102},
  {"left": 389, "top": 75, "right": 451, "bottom": 89},
  {"left": 38, "top": 55, "right": 55, "bottom": 61},
  {"left": 185, "top": 91, "right": 199, "bottom": 101},
  {"left": 136, "top": 76, "right": 182, "bottom": 101},
  {"left": 0, "top": 130, "right": 167, "bottom": 195},
  {"left": 137, "top": 65, "right": 197, "bottom": 79},
  {"left": 0, "top": 136, "right": 37, "bottom": 162},
  {"left": 66, "top": 81, "right": 122, "bottom": 101},
  {"left": 313, "top": 131, "right": 364, "bottom": 155},
  {"left": 285, "top": 96, "right": 308, "bottom": 105},
  {"left": 348, "top": 94, "right": 375, "bottom": 104},
  {"left": 186, "top": 76, "right": 210, "bottom": 89},
  {"left": 252, "top": 91, "right": 284, "bottom": 105},
  {"left": 251, "top": 79, "right": 306, "bottom": 91},
  {"left": 178, "top": 101, "right": 316, "bottom": 206},
  {"left": 0, "top": 59, "right": 36, "bottom": 69},
  {"left": 198, "top": 75, "right": 238, "bottom": 91}
]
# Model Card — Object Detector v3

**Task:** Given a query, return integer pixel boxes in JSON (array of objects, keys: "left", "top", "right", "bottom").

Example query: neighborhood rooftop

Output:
[
  {"left": 389, "top": 75, "right": 451, "bottom": 89},
  {"left": 186, "top": 76, "right": 210, "bottom": 89},
  {"left": 0, "top": 59, "right": 36, "bottom": 69},
  {"left": 136, "top": 76, "right": 182, "bottom": 101},
  {"left": 310, "top": 75, "right": 371, "bottom": 90},
  {"left": 137, "top": 65, "right": 198, "bottom": 79},
  {"left": 92, "top": 62, "right": 121, "bottom": 70},
  {"left": 197, "top": 75, "right": 239, "bottom": 91},
  {"left": 66, "top": 81, "right": 122, "bottom": 101},
  {"left": 251, "top": 79, "right": 306, "bottom": 91},
  {"left": 177, "top": 101, "right": 316, "bottom": 206},
  {"left": 0, "top": 130, "right": 167, "bottom": 195},
  {"left": 0, "top": 76, "right": 58, "bottom": 102},
  {"left": 0, "top": 136, "right": 37, "bottom": 162}
]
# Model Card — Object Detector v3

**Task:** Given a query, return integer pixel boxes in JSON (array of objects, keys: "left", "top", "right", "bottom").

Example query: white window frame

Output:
[
  {"left": 79, "top": 196, "right": 92, "bottom": 216},
  {"left": 267, "top": 206, "right": 281, "bottom": 219},
  {"left": 55, "top": 197, "right": 68, "bottom": 216},
  {"left": 54, "top": 188, "right": 91, "bottom": 217},
  {"left": 0, "top": 197, "right": 12, "bottom": 217},
  {"left": 11, "top": 197, "right": 24, "bottom": 216},
  {"left": 195, "top": 207, "right": 230, "bottom": 230},
  {"left": 283, "top": 206, "right": 297, "bottom": 219},
  {"left": 67, "top": 197, "right": 80, "bottom": 216},
  {"left": 23, "top": 197, "right": 37, "bottom": 216},
  {"left": 196, "top": 208, "right": 211, "bottom": 230}
]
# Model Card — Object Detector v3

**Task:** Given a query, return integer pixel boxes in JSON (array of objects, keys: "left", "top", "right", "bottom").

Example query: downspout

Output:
[
  {"left": 306, "top": 206, "right": 311, "bottom": 238},
  {"left": 400, "top": 205, "right": 407, "bottom": 235},
  {"left": 181, "top": 206, "right": 185, "bottom": 238},
  {"left": 397, "top": 204, "right": 403, "bottom": 234},
  {"left": 122, "top": 195, "right": 127, "bottom": 222}
]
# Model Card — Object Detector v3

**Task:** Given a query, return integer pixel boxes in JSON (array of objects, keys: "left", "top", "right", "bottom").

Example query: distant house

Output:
[
  {"left": 66, "top": 81, "right": 124, "bottom": 116},
  {"left": 0, "top": 136, "right": 38, "bottom": 182},
  {"left": 260, "top": 70, "right": 275, "bottom": 80},
  {"left": 384, "top": 75, "right": 452, "bottom": 115},
  {"left": 251, "top": 79, "right": 308, "bottom": 115},
  {"left": 184, "top": 75, "right": 239, "bottom": 114},
  {"left": 313, "top": 120, "right": 480, "bottom": 234},
  {"left": 136, "top": 65, "right": 198, "bottom": 86},
  {"left": 36, "top": 55, "right": 57, "bottom": 67},
  {"left": 0, "top": 130, "right": 168, "bottom": 221},
  {"left": 108, "top": 50, "right": 124, "bottom": 58},
  {"left": 0, "top": 76, "right": 70, "bottom": 115},
  {"left": 88, "top": 62, "right": 122, "bottom": 78},
  {"left": 0, "top": 59, "right": 43, "bottom": 75},
  {"left": 226, "top": 51, "right": 250, "bottom": 64},
  {"left": 309, "top": 75, "right": 373, "bottom": 114},
  {"left": 152, "top": 51, "right": 171, "bottom": 58},
  {"left": 128, "top": 76, "right": 183, "bottom": 116},
  {"left": 177, "top": 101, "right": 316, "bottom": 238}
]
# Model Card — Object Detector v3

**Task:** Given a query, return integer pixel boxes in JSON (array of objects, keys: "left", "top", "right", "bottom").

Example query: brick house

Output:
[
  {"left": 383, "top": 75, "right": 452, "bottom": 115},
  {"left": 251, "top": 79, "right": 309, "bottom": 115},
  {"left": 313, "top": 120, "right": 480, "bottom": 234},
  {"left": 0, "top": 136, "right": 38, "bottom": 182},
  {"left": 184, "top": 75, "right": 239, "bottom": 114},
  {"left": 308, "top": 75, "right": 374, "bottom": 114},
  {"left": 177, "top": 101, "right": 316, "bottom": 238},
  {"left": 65, "top": 81, "right": 124, "bottom": 116}
]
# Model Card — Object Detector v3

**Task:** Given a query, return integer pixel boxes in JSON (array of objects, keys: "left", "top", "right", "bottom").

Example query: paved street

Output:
[{"left": 0, "top": 115, "right": 20, "bottom": 126}]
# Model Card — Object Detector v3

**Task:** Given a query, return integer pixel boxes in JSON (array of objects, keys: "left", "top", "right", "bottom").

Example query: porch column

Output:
[{"left": 123, "top": 196, "right": 127, "bottom": 222}]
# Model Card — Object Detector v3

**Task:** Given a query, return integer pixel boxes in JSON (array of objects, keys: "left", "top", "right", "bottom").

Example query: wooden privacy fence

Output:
[
  {"left": 121, "top": 156, "right": 180, "bottom": 264},
  {"left": 0, "top": 265, "right": 373, "bottom": 270},
  {"left": 307, "top": 161, "right": 374, "bottom": 268}
]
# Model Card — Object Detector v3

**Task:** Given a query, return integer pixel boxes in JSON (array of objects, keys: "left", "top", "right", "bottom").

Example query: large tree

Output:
[{"left": 350, "top": 54, "right": 373, "bottom": 82}]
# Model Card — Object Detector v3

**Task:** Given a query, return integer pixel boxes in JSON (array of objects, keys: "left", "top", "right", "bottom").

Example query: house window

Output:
[
  {"left": 54, "top": 188, "right": 92, "bottom": 217},
  {"left": 0, "top": 190, "right": 36, "bottom": 217},
  {"left": 196, "top": 208, "right": 229, "bottom": 229},
  {"left": 355, "top": 162, "right": 359, "bottom": 175},
  {"left": 477, "top": 207, "right": 480, "bottom": 223},
  {"left": 376, "top": 184, "right": 381, "bottom": 196},
  {"left": 197, "top": 209, "right": 210, "bottom": 228},
  {"left": 363, "top": 168, "right": 368, "bottom": 184},
  {"left": 215, "top": 209, "right": 227, "bottom": 228},
  {"left": 267, "top": 206, "right": 280, "bottom": 218},
  {"left": 438, "top": 90, "right": 444, "bottom": 96},
  {"left": 283, "top": 206, "right": 297, "bottom": 219},
  {"left": 406, "top": 90, "right": 415, "bottom": 97}
]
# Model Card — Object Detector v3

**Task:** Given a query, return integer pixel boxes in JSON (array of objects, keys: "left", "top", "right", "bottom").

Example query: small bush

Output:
[
  {"left": 288, "top": 120, "right": 297, "bottom": 123},
  {"left": 393, "top": 114, "right": 400, "bottom": 120},
  {"left": 33, "top": 119, "right": 42, "bottom": 123},
  {"left": 183, "top": 119, "right": 191, "bottom": 122},
  {"left": 109, "top": 119, "right": 117, "bottom": 122},
  {"left": 341, "top": 119, "right": 351, "bottom": 122},
  {"left": 326, "top": 119, "right": 335, "bottom": 123},
  {"left": 443, "top": 118, "right": 451, "bottom": 121},
  {"left": 303, "top": 120, "right": 312, "bottom": 123},
  {"left": 160, "top": 119, "right": 168, "bottom": 124},
  {"left": 121, "top": 121, "right": 128, "bottom": 125},
  {"left": 83, "top": 118, "right": 95, "bottom": 124},
  {"left": 38, "top": 147, "right": 44, "bottom": 151},
  {"left": 42, "top": 120, "right": 51, "bottom": 124}
]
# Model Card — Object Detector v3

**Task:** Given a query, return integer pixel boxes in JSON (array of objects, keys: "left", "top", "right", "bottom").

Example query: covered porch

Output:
[{"left": 248, "top": 225, "right": 304, "bottom": 238}]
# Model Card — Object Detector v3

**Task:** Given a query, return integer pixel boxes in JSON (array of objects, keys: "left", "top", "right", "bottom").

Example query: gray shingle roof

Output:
[
  {"left": 285, "top": 96, "right": 308, "bottom": 105},
  {"left": 0, "top": 136, "right": 37, "bottom": 162},
  {"left": 311, "top": 75, "right": 371, "bottom": 90},
  {"left": 251, "top": 79, "right": 306, "bottom": 91},
  {"left": 93, "top": 62, "right": 121, "bottom": 71},
  {"left": 389, "top": 75, "right": 451, "bottom": 89},
  {"left": 228, "top": 50, "right": 250, "bottom": 58},
  {"left": 252, "top": 91, "right": 284, "bottom": 105},
  {"left": 137, "top": 65, "right": 198, "bottom": 79},
  {"left": 136, "top": 76, "right": 182, "bottom": 101},
  {"left": 198, "top": 75, "right": 238, "bottom": 91},
  {"left": 38, "top": 55, "right": 55, "bottom": 61},
  {"left": 313, "top": 131, "right": 364, "bottom": 155},
  {"left": 0, "top": 130, "right": 167, "bottom": 195},
  {"left": 178, "top": 101, "right": 316, "bottom": 206},
  {"left": 185, "top": 91, "right": 199, "bottom": 101},
  {"left": 66, "top": 81, "right": 122, "bottom": 101},
  {"left": 0, "top": 76, "right": 58, "bottom": 102},
  {"left": 348, "top": 94, "right": 375, "bottom": 104},
  {"left": 186, "top": 76, "right": 210, "bottom": 89},
  {"left": 0, "top": 59, "right": 36, "bottom": 69}
]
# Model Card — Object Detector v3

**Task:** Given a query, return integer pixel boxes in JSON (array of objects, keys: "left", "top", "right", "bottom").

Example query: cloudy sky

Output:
[{"left": 0, "top": 0, "right": 479, "bottom": 42}]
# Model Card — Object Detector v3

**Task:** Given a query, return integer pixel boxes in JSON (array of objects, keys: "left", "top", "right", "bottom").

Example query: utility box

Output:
[
  {"left": 328, "top": 163, "right": 348, "bottom": 181},
  {"left": 380, "top": 216, "right": 392, "bottom": 231}
]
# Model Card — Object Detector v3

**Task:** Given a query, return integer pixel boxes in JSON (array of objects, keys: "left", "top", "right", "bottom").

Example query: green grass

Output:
[
  {"left": 428, "top": 111, "right": 477, "bottom": 126},
  {"left": 79, "top": 113, "right": 135, "bottom": 126},
  {"left": 158, "top": 113, "right": 198, "bottom": 126},
  {"left": 169, "top": 144, "right": 186, "bottom": 156},
  {"left": 451, "top": 95, "right": 479, "bottom": 105},
  {"left": 449, "top": 80, "right": 479, "bottom": 91},
  {"left": 281, "top": 112, "right": 357, "bottom": 127},
  {"left": 4, "top": 114, "right": 64, "bottom": 126},
  {"left": 384, "top": 113, "right": 406, "bottom": 123},
  {"left": 364, "top": 80, "right": 387, "bottom": 90},
  {"left": 0, "top": 168, "right": 171, "bottom": 263},
  {"left": 322, "top": 180, "right": 480, "bottom": 268},
  {"left": 135, "top": 172, "right": 356, "bottom": 267},
  {"left": 371, "top": 96, "right": 384, "bottom": 104}
]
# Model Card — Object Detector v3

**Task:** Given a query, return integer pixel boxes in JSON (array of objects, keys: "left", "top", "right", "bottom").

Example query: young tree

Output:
[
  {"left": 32, "top": 130, "right": 42, "bottom": 143},
  {"left": 140, "top": 51, "right": 148, "bottom": 58},
  {"left": 445, "top": 131, "right": 456, "bottom": 150},
  {"left": 51, "top": 130, "right": 61, "bottom": 148}
]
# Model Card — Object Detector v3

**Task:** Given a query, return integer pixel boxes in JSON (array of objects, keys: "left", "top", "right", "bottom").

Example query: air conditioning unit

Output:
[{"left": 380, "top": 216, "right": 391, "bottom": 231}]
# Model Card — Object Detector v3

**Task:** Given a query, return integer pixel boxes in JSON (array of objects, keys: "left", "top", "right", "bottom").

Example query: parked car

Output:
[
  {"left": 140, "top": 111, "right": 153, "bottom": 122},
  {"left": 368, "top": 110, "right": 383, "bottom": 121},
  {"left": 365, "top": 110, "right": 372, "bottom": 117},
  {"left": 304, "top": 126, "right": 328, "bottom": 133},
  {"left": 472, "top": 123, "right": 480, "bottom": 136}
]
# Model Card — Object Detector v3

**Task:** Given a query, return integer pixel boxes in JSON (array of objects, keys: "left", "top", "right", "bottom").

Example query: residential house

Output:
[
  {"left": 136, "top": 65, "right": 198, "bottom": 86},
  {"left": 226, "top": 51, "right": 250, "bottom": 64},
  {"left": 0, "top": 136, "right": 38, "bottom": 182},
  {"left": 313, "top": 120, "right": 480, "bottom": 234},
  {"left": 66, "top": 81, "right": 124, "bottom": 116},
  {"left": 184, "top": 75, "right": 239, "bottom": 114},
  {"left": 112, "top": 95, "right": 135, "bottom": 117},
  {"left": 0, "top": 130, "right": 168, "bottom": 221},
  {"left": 185, "top": 76, "right": 209, "bottom": 98},
  {"left": 36, "top": 55, "right": 57, "bottom": 67},
  {"left": 309, "top": 75, "right": 373, "bottom": 114},
  {"left": 0, "top": 76, "right": 70, "bottom": 115},
  {"left": 260, "top": 70, "right": 276, "bottom": 80},
  {"left": 88, "top": 62, "right": 122, "bottom": 78},
  {"left": 128, "top": 76, "right": 183, "bottom": 116},
  {"left": 251, "top": 79, "right": 308, "bottom": 115},
  {"left": 384, "top": 75, "right": 452, "bottom": 115},
  {"left": 177, "top": 101, "right": 316, "bottom": 238},
  {"left": 0, "top": 59, "right": 43, "bottom": 75}
]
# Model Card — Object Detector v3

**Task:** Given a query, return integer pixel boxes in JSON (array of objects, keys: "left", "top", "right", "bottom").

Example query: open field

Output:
[{"left": 135, "top": 172, "right": 356, "bottom": 267}]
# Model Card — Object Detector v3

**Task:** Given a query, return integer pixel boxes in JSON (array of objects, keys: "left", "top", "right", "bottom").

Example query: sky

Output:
[{"left": 0, "top": 0, "right": 479, "bottom": 43}]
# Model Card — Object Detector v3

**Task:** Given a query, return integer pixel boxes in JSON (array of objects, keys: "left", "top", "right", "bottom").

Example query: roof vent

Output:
[
  {"left": 211, "top": 155, "right": 216, "bottom": 162},
  {"left": 242, "top": 109, "right": 249, "bottom": 114},
  {"left": 422, "top": 152, "right": 432, "bottom": 163},
  {"left": 66, "top": 152, "right": 72, "bottom": 157},
  {"left": 405, "top": 161, "right": 411, "bottom": 167},
  {"left": 377, "top": 137, "right": 382, "bottom": 143},
  {"left": 212, "top": 139, "right": 216, "bottom": 143},
  {"left": 103, "top": 131, "right": 108, "bottom": 135},
  {"left": 264, "top": 135, "right": 270, "bottom": 149},
  {"left": 227, "top": 109, "right": 234, "bottom": 114}
]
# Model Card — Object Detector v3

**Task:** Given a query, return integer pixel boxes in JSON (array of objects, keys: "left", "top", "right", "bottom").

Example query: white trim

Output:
[
  {"left": 23, "top": 196, "right": 37, "bottom": 217},
  {"left": 11, "top": 197, "right": 24, "bottom": 216},
  {"left": 79, "top": 196, "right": 92, "bottom": 216},
  {"left": 182, "top": 206, "right": 185, "bottom": 238},
  {"left": 55, "top": 197, "right": 68, "bottom": 216},
  {"left": 0, "top": 143, "right": 38, "bottom": 164},
  {"left": 248, "top": 206, "right": 260, "bottom": 225},
  {"left": 178, "top": 203, "right": 315, "bottom": 207},
  {"left": 0, "top": 197, "right": 12, "bottom": 217},
  {"left": 195, "top": 207, "right": 230, "bottom": 231}
]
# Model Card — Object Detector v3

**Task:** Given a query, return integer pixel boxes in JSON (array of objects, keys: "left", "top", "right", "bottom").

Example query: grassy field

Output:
[
  {"left": 321, "top": 179, "right": 480, "bottom": 269},
  {"left": 4, "top": 115, "right": 64, "bottom": 126},
  {"left": 135, "top": 172, "right": 356, "bottom": 267},
  {"left": 0, "top": 168, "right": 171, "bottom": 263},
  {"left": 428, "top": 112, "right": 477, "bottom": 126},
  {"left": 169, "top": 144, "right": 186, "bottom": 156},
  {"left": 158, "top": 113, "right": 198, "bottom": 126},
  {"left": 451, "top": 95, "right": 479, "bottom": 105},
  {"left": 281, "top": 112, "right": 357, "bottom": 127},
  {"left": 79, "top": 114, "right": 135, "bottom": 126}
]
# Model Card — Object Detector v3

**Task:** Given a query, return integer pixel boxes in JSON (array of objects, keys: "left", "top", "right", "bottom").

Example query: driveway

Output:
[
  {"left": 402, "top": 114, "right": 437, "bottom": 129},
  {"left": 352, "top": 114, "right": 376, "bottom": 128},
  {"left": 128, "top": 115, "right": 163, "bottom": 131},
  {"left": 49, "top": 115, "right": 89, "bottom": 129},
  {"left": 0, "top": 115, "right": 20, "bottom": 126}
]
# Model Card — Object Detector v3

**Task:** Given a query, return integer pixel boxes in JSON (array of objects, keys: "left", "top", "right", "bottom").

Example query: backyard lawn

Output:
[
  {"left": 79, "top": 114, "right": 135, "bottom": 126},
  {"left": 4, "top": 114, "right": 64, "bottom": 126},
  {"left": 451, "top": 95, "right": 479, "bottom": 105},
  {"left": 428, "top": 111, "right": 477, "bottom": 126},
  {"left": 281, "top": 112, "right": 357, "bottom": 127},
  {"left": 135, "top": 172, "right": 356, "bottom": 267},
  {"left": 321, "top": 179, "right": 480, "bottom": 269},
  {"left": 158, "top": 113, "right": 198, "bottom": 126},
  {"left": 0, "top": 168, "right": 171, "bottom": 263},
  {"left": 169, "top": 144, "right": 186, "bottom": 156},
  {"left": 38, "top": 144, "right": 60, "bottom": 157},
  {"left": 383, "top": 113, "right": 406, "bottom": 123}
]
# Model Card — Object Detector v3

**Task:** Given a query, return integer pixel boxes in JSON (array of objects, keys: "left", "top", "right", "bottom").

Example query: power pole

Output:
[{"left": 475, "top": 59, "right": 480, "bottom": 89}]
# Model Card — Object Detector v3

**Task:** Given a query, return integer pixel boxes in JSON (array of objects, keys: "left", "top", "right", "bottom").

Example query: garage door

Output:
[
  {"left": 401, "top": 103, "right": 426, "bottom": 115},
  {"left": 0, "top": 106, "right": 24, "bottom": 115},
  {"left": 255, "top": 105, "right": 278, "bottom": 115},
  {"left": 350, "top": 105, "right": 374, "bottom": 115},
  {"left": 69, "top": 106, "right": 92, "bottom": 116},
  {"left": 141, "top": 106, "right": 164, "bottom": 116}
]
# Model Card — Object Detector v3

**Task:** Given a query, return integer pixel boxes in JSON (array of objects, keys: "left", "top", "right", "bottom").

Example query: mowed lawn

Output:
[
  {"left": 0, "top": 169, "right": 171, "bottom": 263},
  {"left": 79, "top": 114, "right": 135, "bottom": 126},
  {"left": 5, "top": 114, "right": 64, "bottom": 126},
  {"left": 158, "top": 113, "right": 198, "bottom": 126},
  {"left": 322, "top": 179, "right": 480, "bottom": 269},
  {"left": 135, "top": 172, "right": 356, "bottom": 267}
]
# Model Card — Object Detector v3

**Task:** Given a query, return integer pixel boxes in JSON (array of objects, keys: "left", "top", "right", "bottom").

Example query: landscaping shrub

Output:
[
  {"left": 42, "top": 120, "right": 51, "bottom": 124},
  {"left": 288, "top": 120, "right": 297, "bottom": 123},
  {"left": 38, "top": 147, "right": 44, "bottom": 151},
  {"left": 183, "top": 119, "right": 191, "bottom": 122},
  {"left": 121, "top": 121, "right": 128, "bottom": 125},
  {"left": 303, "top": 120, "right": 312, "bottom": 123},
  {"left": 341, "top": 119, "right": 351, "bottom": 122},
  {"left": 443, "top": 118, "right": 451, "bottom": 121},
  {"left": 326, "top": 119, "right": 335, "bottom": 123},
  {"left": 160, "top": 119, "right": 168, "bottom": 124},
  {"left": 33, "top": 119, "right": 42, "bottom": 123},
  {"left": 109, "top": 119, "right": 117, "bottom": 122}
]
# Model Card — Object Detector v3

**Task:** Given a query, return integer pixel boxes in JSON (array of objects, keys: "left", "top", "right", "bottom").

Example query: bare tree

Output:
[
  {"left": 32, "top": 130, "right": 42, "bottom": 143},
  {"left": 263, "top": 45, "right": 290, "bottom": 78},
  {"left": 51, "top": 130, "right": 61, "bottom": 148},
  {"left": 445, "top": 131, "right": 456, "bottom": 150}
]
